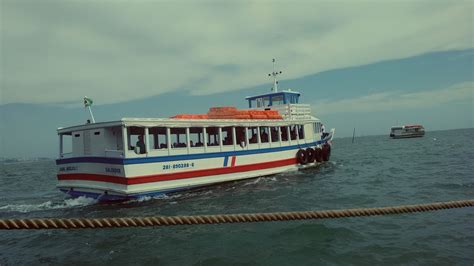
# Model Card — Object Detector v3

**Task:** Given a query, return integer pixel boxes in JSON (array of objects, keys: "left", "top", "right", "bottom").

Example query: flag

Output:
[{"left": 84, "top": 97, "right": 93, "bottom": 107}]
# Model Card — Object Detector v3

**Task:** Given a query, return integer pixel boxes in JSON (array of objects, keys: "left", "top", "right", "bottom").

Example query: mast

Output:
[
  {"left": 268, "top": 58, "right": 282, "bottom": 92},
  {"left": 352, "top": 128, "right": 356, "bottom": 143}
]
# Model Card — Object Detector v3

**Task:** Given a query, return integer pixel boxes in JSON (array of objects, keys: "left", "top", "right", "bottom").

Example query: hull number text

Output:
[{"left": 163, "top": 162, "right": 195, "bottom": 170}]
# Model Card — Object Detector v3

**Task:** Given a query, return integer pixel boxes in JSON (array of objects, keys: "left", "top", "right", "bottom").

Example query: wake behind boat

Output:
[{"left": 56, "top": 60, "right": 335, "bottom": 201}]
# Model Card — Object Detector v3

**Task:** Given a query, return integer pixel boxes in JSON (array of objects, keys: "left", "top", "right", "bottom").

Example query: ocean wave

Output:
[{"left": 0, "top": 196, "right": 97, "bottom": 213}]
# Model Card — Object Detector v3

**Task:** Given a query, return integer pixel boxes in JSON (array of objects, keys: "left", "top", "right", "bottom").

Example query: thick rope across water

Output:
[{"left": 1, "top": 199, "right": 472, "bottom": 230}]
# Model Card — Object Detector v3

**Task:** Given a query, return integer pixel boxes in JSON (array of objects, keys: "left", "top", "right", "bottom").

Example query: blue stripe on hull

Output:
[{"left": 57, "top": 140, "right": 326, "bottom": 165}]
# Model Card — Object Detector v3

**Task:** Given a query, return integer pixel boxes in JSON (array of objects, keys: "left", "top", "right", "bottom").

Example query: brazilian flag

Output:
[{"left": 83, "top": 97, "right": 93, "bottom": 107}]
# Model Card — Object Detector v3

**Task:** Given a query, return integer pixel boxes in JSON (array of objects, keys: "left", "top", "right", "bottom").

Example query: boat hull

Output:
[
  {"left": 56, "top": 141, "right": 328, "bottom": 201},
  {"left": 390, "top": 132, "right": 425, "bottom": 139}
]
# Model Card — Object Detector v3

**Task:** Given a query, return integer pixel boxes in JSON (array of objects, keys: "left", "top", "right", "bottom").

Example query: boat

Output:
[
  {"left": 55, "top": 60, "right": 335, "bottom": 201},
  {"left": 390, "top": 124, "right": 425, "bottom": 139}
]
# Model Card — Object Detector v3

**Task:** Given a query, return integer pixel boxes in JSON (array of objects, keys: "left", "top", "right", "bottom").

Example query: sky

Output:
[
  {"left": 0, "top": 1, "right": 473, "bottom": 158},
  {"left": 1, "top": 0, "right": 472, "bottom": 106}
]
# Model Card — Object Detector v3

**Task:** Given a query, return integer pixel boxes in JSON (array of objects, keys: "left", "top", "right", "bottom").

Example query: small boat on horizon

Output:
[
  {"left": 55, "top": 60, "right": 335, "bottom": 201},
  {"left": 390, "top": 124, "right": 425, "bottom": 139}
]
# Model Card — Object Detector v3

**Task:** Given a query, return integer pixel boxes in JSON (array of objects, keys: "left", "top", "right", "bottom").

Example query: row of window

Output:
[
  {"left": 248, "top": 94, "right": 299, "bottom": 108},
  {"left": 128, "top": 125, "right": 306, "bottom": 151}
]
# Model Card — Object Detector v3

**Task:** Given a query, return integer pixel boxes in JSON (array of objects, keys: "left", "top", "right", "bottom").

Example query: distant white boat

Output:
[{"left": 390, "top": 125, "right": 425, "bottom": 139}]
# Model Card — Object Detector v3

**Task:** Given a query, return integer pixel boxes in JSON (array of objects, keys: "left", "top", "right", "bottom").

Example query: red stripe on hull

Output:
[
  {"left": 58, "top": 158, "right": 297, "bottom": 185},
  {"left": 231, "top": 156, "right": 237, "bottom": 167}
]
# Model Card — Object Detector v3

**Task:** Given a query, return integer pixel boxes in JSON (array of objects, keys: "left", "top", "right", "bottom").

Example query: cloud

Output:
[
  {"left": 312, "top": 82, "right": 474, "bottom": 115},
  {"left": 0, "top": 1, "right": 472, "bottom": 105}
]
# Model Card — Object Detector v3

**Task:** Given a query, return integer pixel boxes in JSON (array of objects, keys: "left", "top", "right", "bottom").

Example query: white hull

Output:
[{"left": 57, "top": 140, "right": 330, "bottom": 200}]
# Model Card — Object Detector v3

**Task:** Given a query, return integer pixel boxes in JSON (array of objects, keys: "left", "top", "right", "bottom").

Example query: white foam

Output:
[
  {"left": 127, "top": 193, "right": 172, "bottom": 203},
  {"left": 243, "top": 177, "right": 262, "bottom": 186},
  {"left": 243, "top": 176, "right": 277, "bottom": 186},
  {"left": 0, "top": 196, "right": 97, "bottom": 213}
]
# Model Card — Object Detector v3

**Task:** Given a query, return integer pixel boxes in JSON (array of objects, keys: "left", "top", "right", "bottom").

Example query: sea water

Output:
[{"left": 0, "top": 128, "right": 473, "bottom": 265}]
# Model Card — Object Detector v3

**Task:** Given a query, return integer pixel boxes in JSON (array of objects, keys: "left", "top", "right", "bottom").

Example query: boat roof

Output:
[
  {"left": 57, "top": 116, "right": 319, "bottom": 134},
  {"left": 245, "top": 90, "right": 300, "bottom": 100}
]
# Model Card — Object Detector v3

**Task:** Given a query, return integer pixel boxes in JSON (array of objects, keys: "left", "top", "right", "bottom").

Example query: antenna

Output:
[{"left": 268, "top": 58, "right": 282, "bottom": 92}]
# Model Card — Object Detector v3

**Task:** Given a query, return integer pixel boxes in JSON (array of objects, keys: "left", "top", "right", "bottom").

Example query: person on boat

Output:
[
  {"left": 321, "top": 124, "right": 329, "bottom": 139},
  {"left": 136, "top": 135, "right": 146, "bottom": 154},
  {"left": 261, "top": 131, "right": 268, "bottom": 142}
]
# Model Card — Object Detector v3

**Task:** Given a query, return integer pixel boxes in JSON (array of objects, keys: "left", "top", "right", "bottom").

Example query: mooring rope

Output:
[{"left": 1, "top": 199, "right": 472, "bottom": 230}]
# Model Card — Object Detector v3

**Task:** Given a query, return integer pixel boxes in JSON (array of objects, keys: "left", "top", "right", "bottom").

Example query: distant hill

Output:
[{"left": 1, "top": 49, "right": 473, "bottom": 158}]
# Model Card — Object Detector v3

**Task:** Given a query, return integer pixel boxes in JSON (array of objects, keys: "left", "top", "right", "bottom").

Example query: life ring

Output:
[
  {"left": 322, "top": 144, "right": 331, "bottom": 161},
  {"left": 314, "top": 148, "right": 323, "bottom": 162},
  {"left": 296, "top": 149, "right": 308, "bottom": 164},
  {"left": 306, "top": 148, "right": 315, "bottom": 163}
]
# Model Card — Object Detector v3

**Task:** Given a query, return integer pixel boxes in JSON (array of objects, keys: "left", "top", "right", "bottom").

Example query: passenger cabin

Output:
[{"left": 58, "top": 118, "right": 325, "bottom": 160}]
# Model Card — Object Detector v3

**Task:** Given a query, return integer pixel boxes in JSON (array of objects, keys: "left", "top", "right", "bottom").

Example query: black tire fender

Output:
[
  {"left": 306, "top": 148, "right": 315, "bottom": 163},
  {"left": 296, "top": 149, "right": 308, "bottom": 165},
  {"left": 322, "top": 144, "right": 331, "bottom": 161},
  {"left": 314, "top": 148, "right": 323, "bottom": 162}
]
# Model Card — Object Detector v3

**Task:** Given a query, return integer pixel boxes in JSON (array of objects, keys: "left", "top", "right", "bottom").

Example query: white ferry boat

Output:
[
  {"left": 56, "top": 62, "right": 335, "bottom": 201},
  {"left": 390, "top": 124, "right": 425, "bottom": 139}
]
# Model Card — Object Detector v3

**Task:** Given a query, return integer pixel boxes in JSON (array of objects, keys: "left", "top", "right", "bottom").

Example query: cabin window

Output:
[
  {"left": 206, "top": 127, "right": 220, "bottom": 147},
  {"left": 260, "top": 127, "right": 269, "bottom": 143},
  {"left": 271, "top": 95, "right": 284, "bottom": 105},
  {"left": 94, "top": 131, "right": 100, "bottom": 136},
  {"left": 289, "top": 125, "right": 298, "bottom": 140},
  {"left": 74, "top": 134, "right": 80, "bottom": 137},
  {"left": 149, "top": 127, "right": 167, "bottom": 149},
  {"left": 189, "top": 127, "right": 204, "bottom": 147},
  {"left": 287, "top": 95, "right": 299, "bottom": 104},
  {"left": 249, "top": 99, "right": 256, "bottom": 108},
  {"left": 128, "top": 127, "right": 146, "bottom": 152},
  {"left": 298, "top": 125, "right": 305, "bottom": 139},
  {"left": 280, "top": 126, "right": 288, "bottom": 141},
  {"left": 248, "top": 127, "right": 258, "bottom": 144},
  {"left": 256, "top": 97, "right": 270, "bottom": 107},
  {"left": 235, "top": 127, "right": 246, "bottom": 147},
  {"left": 170, "top": 128, "right": 187, "bottom": 148},
  {"left": 262, "top": 97, "right": 270, "bottom": 107},
  {"left": 270, "top": 127, "right": 279, "bottom": 142},
  {"left": 314, "top": 122, "right": 322, "bottom": 133},
  {"left": 222, "top": 127, "right": 233, "bottom": 146}
]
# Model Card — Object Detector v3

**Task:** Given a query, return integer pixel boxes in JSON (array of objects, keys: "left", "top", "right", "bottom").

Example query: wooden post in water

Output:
[{"left": 352, "top": 128, "right": 356, "bottom": 143}]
